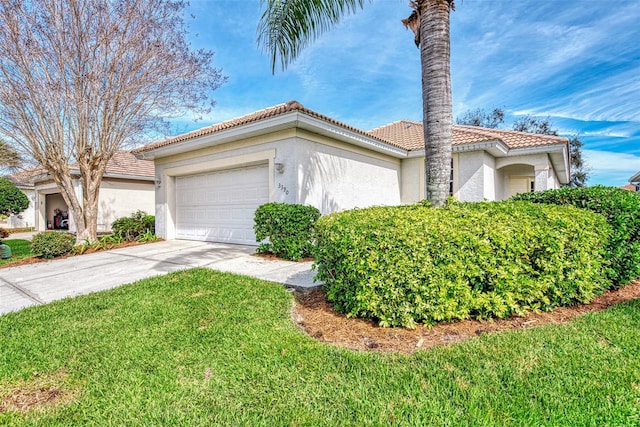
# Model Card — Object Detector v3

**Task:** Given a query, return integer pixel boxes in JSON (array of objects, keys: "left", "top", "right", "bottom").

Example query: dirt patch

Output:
[
  {"left": 292, "top": 280, "right": 640, "bottom": 354},
  {"left": 0, "top": 369, "right": 77, "bottom": 413}
]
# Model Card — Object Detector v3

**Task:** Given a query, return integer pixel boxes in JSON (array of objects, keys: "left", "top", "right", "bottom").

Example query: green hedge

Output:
[
  {"left": 31, "top": 231, "right": 76, "bottom": 259},
  {"left": 315, "top": 201, "right": 611, "bottom": 328},
  {"left": 254, "top": 202, "right": 321, "bottom": 261},
  {"left": 111, "top": 210, "right": 155, "bottom": 241},
  {"left": 512, "top": 186, "right": 640, "bottom": 286}
]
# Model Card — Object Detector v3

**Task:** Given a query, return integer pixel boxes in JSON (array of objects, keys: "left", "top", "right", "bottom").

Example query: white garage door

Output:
[{"left": 175, "top": 164, "right": 269, "bottom": 245}]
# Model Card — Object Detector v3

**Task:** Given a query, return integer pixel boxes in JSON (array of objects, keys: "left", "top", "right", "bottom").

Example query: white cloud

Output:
[{"left": 584, "top": 149, "right": 640, "bottom": 186}]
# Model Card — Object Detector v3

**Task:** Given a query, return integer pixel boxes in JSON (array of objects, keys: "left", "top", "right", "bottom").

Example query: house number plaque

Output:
[{"left": 278, "top": 183, "right": 289, "bottom": 195}]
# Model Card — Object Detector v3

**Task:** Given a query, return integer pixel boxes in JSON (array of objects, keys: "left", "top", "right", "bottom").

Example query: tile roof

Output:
[
  {"left": 5, "top": 167, "right": 46, "bottom": 188},
  {"left": 100, "top": 151, "right": 154, "bottom": 177},
  {"left": 4, "top": 151, "right": 153, "bottom": 186},
  {"left": 368, "top": 120, "right": 569, "bottom": 151},
  {"left": 621, "top": 184, "right": 638, "bottom": 191},
  {"left": 133, "top": 101, "right": 568, "bottom": 155},
  {"left": 133, "top": 100, "right": 402, "bottom": 154}
]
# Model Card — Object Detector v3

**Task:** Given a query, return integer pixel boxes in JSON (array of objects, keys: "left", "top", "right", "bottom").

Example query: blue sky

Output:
[{"left": 177, "top": 0, "right": 640, "bottom": 187}]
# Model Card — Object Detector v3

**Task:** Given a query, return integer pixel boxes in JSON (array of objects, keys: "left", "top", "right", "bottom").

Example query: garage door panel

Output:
[{"left": 175, "top": 165, "right": 269, "bottom": 245}]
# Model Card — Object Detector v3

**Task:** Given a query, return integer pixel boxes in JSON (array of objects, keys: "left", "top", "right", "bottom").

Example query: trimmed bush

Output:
[
  {"left": 254, "top": 202, "right": 321, "bottom": 261},
  {"left": 31, "top": 231, "right": 76, "bottom": 259},
  {"left": 0, "top": 177, "right": 29, "bottom": 215},
  {"left": 315, "top": 201, "right": 611, "bottom": 328},
  {"left": 111, "top": 210, "right": 155, "bottom": 241},
  {"left": 512, "top": 186, "right": 640, "bottom": 286}
]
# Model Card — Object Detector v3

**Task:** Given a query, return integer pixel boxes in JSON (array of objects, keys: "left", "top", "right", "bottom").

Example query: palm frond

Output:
[{"left": 258, "top": 0, "right": 366, "bottom": 73}]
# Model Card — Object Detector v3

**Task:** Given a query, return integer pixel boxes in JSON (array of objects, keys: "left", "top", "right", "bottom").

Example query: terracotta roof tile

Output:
[
  {"left": 4, "top": 151, "right": 153, "bottom": 186},
  {"left": 133, "top": 100, "right": 402, "bottom": 154},
  {"left": 102, "top": 151, "right": 154, "bottom": 177},
  {"left": 134, "top": 101, "right": 568, "bottom": 156},
  {"left": 5, "top": 167, "right": 46, "bottom": 187},
  {"left": 368, "top": 121, "right": 569, "bottom": 151}
]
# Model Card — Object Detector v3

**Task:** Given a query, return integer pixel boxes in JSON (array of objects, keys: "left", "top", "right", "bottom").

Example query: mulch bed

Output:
[{"left": 292, "top": 280, "right": 640, "bottom": 354}]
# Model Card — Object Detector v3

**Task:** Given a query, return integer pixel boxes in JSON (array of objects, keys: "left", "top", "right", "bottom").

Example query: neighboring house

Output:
[
  {"left": 620, "top": 184, "right": 638, "bottom": 192},
  {"left": 133, "top": 101, "right": 570, "bottom": 245},
  {"left": 6, "top": 151, "right": 155, "bottom": 232},
  {"left": 628, "top": 171, "right": 640, "bottom": 191}
]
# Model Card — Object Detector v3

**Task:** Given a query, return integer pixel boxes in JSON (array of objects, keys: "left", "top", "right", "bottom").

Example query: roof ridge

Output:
[
  {"left": 454, "top": 124, "right": 568, "bottom": 142},
  {"left": 368, "top": 119, "right": 421, "bottom": 133},
  {"left": 134, "top": 100, "right": 404, "bottom": 154}
]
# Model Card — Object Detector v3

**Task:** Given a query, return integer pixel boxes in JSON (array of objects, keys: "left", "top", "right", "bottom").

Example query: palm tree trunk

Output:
[{"left": 420, "top": 0, "right": 452, "bottom": 207}]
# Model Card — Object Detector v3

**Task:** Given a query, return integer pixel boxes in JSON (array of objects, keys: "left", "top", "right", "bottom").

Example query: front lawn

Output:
[
  {"left": 0, "top": 239, "right": 34, "bottom": 266},
  {"left": 1, "top": 268, "right": 639, "bottom": 425}
]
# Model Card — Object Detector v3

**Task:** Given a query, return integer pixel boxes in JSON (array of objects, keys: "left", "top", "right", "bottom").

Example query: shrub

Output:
[
  {"left": 0, "top": 227, "right": 9, "bottom": 241},
  {"left": 315, "top": 201, "right": 611, "bottom": 328},
  {"left": 254, "top": 202, "right": 321, "bottom": 261},
  {"left": 111, "top": 210, "right": 155, "bottom": 241},
  {"left": 512, "top": 186, "right": 640, "bottom": 286},
  {"left": 0, "top": 177, "right": 29, "bottom": 215},
  {"left": 31, "top": 231, "right": 76, "bottom": 259}
]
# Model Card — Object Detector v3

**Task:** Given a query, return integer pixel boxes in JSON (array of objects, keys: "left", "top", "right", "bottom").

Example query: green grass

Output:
[
  {"left": 0, "top": 239, "right": 33, "bottom": 266},
  {"left": 1, "top": 268, "right": 639, "bottom": 426}
]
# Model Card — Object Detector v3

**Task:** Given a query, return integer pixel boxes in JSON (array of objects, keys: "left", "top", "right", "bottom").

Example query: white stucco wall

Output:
[
  {"left": 400, "top": 157, "right": 424, "bottom": 204},
  {"left": 483, "top": 152, "right": 496, "bottom": 201},
  {"left": 97, "top": 179, "right": 155, "bottom": 232},
  {"left": 456, "top": 151, "right": 489, "bottom": 202},
  {"left": 294, "top": 138, "right": 401, "bottom": 214}
]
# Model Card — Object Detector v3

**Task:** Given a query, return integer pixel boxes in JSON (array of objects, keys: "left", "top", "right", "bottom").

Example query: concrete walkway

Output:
[{"left": 0, "top": 240, "right": 320, "bottom": 316}]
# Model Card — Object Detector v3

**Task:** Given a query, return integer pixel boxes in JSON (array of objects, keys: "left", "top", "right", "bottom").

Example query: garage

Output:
[{"left": 175, "top": 164, "right": 269, "bottom": 245}]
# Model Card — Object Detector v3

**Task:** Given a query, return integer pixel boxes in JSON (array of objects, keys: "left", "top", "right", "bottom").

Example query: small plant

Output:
[
  {"left": 137, "top": 229, "right": 159, "bottom": 243},
  {"left": 254, "top": 202, "right": 321, "bottom": 261},
  {"left": 31, "top": 231, "right": 76, "bottom": 259},
  {"left": 0, "top": 227, "right": 10, "bottom": 259},
  {"left": 111, "top": 210, "right": 155, "bottom": 241},
  {"left": 73, "top": 239, "right": 101, "bottom": 255}
]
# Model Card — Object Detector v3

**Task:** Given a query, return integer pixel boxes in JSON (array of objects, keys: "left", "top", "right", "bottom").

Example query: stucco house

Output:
[
  {"left": 627, "top": 171, "right": 640, "bottom": 191},
  {"left": 7, "top": 151, "right": 155, "bottom": 232},
  {"left": 133, "top": 101, "right": 570, "bottom": 245}
]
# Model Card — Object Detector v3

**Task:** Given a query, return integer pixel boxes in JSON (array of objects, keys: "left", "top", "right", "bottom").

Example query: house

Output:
[
  {"left": 7, "top": 151, "right": 155, "bottom": 232},
  {"left": 133, "top": 101, "right": 570, "bottom": 245},
  {"left": 620, "top": 184, "right": 638, "bottom": 192},
  {"left": 627, "top": 171, "right": 640, "bottom": 191}
]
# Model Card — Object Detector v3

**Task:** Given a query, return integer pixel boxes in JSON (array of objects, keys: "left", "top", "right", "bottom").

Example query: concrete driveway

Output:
[{"left": 0, "top": 240, "right": 318, "bottom": 316}]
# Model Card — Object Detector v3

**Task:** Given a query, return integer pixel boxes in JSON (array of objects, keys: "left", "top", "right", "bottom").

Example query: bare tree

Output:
[
  {"left": 456, "top": 107, "right": 505, "bottom": 129},
  {"left": 0, "top": 0, "right": 225, "bottom": 241}
]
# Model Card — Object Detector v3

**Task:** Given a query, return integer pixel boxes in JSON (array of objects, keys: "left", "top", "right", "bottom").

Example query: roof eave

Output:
[
  {"left": 135, "top": 111, "right": 409, "bottom": 161},
  {"left": 629, "top": 171, "right": 640, "bottom": 184},
  {"left": 452, "top": 139, "right": 509, "bottom": 156}
]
